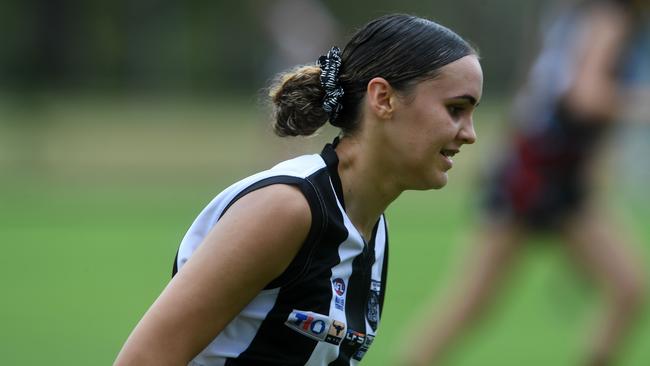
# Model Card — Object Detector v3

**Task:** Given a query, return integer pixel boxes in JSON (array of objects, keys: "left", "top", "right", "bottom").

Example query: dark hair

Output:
[{"left": 270, "top": 14, "right": 477, "bottom": 137}]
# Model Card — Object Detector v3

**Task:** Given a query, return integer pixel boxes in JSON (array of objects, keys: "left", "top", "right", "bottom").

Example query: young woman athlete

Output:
[{"left": 115, "top": 13, "right": 483, "bottom": 365}]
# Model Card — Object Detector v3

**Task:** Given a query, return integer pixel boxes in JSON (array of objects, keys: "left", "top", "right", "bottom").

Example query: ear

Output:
[{"left": 366, "top": 77, "right": 394, "bottom": 119}]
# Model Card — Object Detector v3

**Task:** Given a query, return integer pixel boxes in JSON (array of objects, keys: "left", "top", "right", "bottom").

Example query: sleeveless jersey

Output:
[{"left": 173, "top": 142, "right": 389, "bottom": 365}]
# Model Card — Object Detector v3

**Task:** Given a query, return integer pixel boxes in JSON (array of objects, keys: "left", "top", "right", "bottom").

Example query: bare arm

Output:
[
  {"left": 114, "top": 184, "right": 312, "bottom": 365},
  {"left": 565, "top": 3, "right": 631, "bottom": 121}
]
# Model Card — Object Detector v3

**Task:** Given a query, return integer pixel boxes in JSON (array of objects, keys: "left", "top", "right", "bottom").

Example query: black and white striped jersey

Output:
[{"left": 173, "top": 142, "right": 389, "bottom": 365}]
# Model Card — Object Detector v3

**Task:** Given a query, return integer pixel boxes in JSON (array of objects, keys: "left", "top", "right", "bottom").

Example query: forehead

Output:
[{"left": 416, "top": 55, "right": 483, "bottom": 101}]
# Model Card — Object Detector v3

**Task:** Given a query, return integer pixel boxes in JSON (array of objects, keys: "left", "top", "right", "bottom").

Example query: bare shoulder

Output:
[
  {"left": 234, "top": 183, "right": 312, "bottom": 217},
  {"left": 193, "top": 183, "right": 313, "bottom": 279},
  {"left": 223, "top": 183, "right": 312, "bottom": 238}
]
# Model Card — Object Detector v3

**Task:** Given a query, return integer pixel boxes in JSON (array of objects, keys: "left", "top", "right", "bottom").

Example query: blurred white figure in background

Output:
[{"left": 263, "top": 0, "right": 340, "bottom": 73}]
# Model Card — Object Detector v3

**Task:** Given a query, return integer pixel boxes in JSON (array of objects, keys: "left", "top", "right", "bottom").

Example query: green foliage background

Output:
[{"left": 1, "top": 96, "right": 648, "bottom": 365}]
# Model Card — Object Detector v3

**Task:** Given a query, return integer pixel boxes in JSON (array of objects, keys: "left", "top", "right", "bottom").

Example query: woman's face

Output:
[{"left": 384, "top": 55, "right": 483, "bottom": 190}]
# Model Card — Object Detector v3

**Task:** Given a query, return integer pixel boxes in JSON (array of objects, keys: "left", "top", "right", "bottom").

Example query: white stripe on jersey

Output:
[
  {"left": 370, "top": 216, "right": 386, "bottom": 289},
  {"left": 366, "top": 215, "right": 386, "bottom": 334},
  {"left": 189, "top": 288, "right": 280, "bottom": 366}
]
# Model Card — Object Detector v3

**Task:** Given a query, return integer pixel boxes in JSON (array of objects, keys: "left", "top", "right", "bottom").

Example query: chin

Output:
[
  {"left": 415, "top": 174, "right": 447, "bottom": 190},
  {"left": 430, "top": 173, "right": 448, "bottom": 189},
  {"left": 431, "top": 181, "right": 447, "bottom": 190}
]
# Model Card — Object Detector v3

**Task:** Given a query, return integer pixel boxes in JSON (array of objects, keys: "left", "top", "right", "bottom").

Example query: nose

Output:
[{"left": 458, "top": 119, "right": 476, "bottom": 145}]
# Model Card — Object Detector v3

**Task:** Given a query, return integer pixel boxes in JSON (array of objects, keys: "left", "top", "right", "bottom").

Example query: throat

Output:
[
  {"left": 344, "top": 199, "right": 381, "bottom": 243},
  {"left": 353, "top": 219, "right": 378, "bottom": 245},
  {"left": 333, "top": 136, "right": 394, "bottom": 241}
]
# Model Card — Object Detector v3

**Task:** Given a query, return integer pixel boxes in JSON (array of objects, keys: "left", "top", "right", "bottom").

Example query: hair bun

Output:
[{"left": 269, "top": 66, "right": 329, "bottom": 137}]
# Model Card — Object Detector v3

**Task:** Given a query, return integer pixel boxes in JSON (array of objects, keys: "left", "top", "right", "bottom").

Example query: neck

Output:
[{"left": 334, "top": 135, "right": 401, "bottom": 240}]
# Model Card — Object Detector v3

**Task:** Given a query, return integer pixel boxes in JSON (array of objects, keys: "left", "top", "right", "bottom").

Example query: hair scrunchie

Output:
[{"left": 318, "top": 46, "right": 344, "bottom": 124}]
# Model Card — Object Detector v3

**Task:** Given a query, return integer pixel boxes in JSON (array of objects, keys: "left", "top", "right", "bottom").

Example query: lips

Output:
[
  {"left": 439, "top": 148, "right": 459, "bottom": 169},
  {"left": 440, "top": 149, "right": 458, "bottom": 158}
]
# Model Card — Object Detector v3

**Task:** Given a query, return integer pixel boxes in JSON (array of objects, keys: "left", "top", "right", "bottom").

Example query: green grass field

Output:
[{"left": 1, "top": 94, "right": 648, "bottom": 365}]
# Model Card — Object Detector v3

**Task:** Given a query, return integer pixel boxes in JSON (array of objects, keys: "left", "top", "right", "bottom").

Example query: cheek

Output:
[
  {"left": 417, "top": 116, "right": 448, "bottom": 151},
  {"left": 394, "top": 103, "right": 447, "bottom": 159},
  {"left": 408, "top": 107, "right": 439, "bottom": 139},
  {"left": 405, "top": 131, "right": 441, "bottom": 166}
]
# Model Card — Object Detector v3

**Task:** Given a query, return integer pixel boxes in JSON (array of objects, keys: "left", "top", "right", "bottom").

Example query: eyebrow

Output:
[{"left": 449, "top": 94, "right": 480, "bottom": 107}]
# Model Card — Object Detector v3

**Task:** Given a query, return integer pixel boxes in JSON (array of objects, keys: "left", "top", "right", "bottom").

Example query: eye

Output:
[{"left": 447, "top": 105, "right": 465, "bottom": 118}]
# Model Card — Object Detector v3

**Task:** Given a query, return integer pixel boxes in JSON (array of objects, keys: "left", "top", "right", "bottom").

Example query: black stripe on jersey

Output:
[
  {"left": 379, "top": 217, "right": 389, "bottom": 319},
  {"left": 321, "top": 142, "right": 345, "bottom": 210},
  {"left": 172, "top": 249, "right": 179, "bottom": 277},
  {"left": 329, "top": 222, "right": 379, "bottom": 366},
  {"left": 226, "top": 167, "right": 350, "bottom": 365}
]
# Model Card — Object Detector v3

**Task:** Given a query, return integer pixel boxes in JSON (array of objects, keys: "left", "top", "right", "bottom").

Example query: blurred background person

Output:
[
  {"left": 259, "top": 0, "right": 340, "bottom": 74},
  {"left": 402, "top": 0, "right": 650, "bottom": 365}
]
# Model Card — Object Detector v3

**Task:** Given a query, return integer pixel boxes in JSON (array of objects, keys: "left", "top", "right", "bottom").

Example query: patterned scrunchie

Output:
[{"left": 318, "top": 46, "right": 344, "bottom": 124}]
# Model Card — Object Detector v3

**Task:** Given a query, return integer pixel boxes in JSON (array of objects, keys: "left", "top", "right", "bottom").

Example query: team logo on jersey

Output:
[
  {"left": 325, "top": 320, "right": 346, "bottom": 345},
  {"left": 332, "top": 278, "right": 346, "bottom": 296},
  {"left": 367, "top": 280, "right": 381, "bottom": 331},
  {"left": 286, "top": 310, "right": 331, "bottom": 341},
  {"left": 335, "top": 295, "right": 345, "bottom": 310},
  {"left": 370, "top": 279, "right": 381, "bottom": 292},
  {"left": 352, "top": 334, "right": 375, "bottom": 361},
  {"left": 285, "top": 310, "right": 346, "bottom": 345},
  {"left": 344, "top": 329, "right": 366, "bottom": 347}
]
